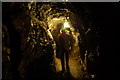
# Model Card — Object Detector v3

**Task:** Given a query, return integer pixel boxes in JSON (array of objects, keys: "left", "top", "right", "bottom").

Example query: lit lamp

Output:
[{"left": 64, "top": 22, "right": 70, "bottom": 28}]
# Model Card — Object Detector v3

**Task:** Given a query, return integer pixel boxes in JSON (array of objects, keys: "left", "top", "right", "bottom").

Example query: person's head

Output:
[{"left": 61, "top": 29, "right": 66, "bottom": 33}]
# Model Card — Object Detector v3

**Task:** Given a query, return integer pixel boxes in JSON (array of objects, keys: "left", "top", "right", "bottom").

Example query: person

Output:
[
  {"left": 58, "top": 29, "right": 73, "bottom": 72},
  {"left": 51, "top": 23, "right": 63, "bottom": 58}
]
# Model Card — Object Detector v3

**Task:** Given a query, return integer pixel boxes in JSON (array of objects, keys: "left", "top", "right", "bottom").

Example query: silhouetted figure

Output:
[
  {"left": 58, "top": 29, "right": 73, "bottom": 72},
  {"left": 51, "top": 23, "right": 63, "bottom": 58}
]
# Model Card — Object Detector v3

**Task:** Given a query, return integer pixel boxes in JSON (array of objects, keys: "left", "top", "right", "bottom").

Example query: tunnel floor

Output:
[{"left": 55, "top": 44, "right": 92, "bottom": 79}]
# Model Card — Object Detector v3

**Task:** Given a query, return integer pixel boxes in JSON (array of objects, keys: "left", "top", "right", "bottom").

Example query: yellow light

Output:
[{"left": 64, "top": 22, "right": 70, "bottom": 28}]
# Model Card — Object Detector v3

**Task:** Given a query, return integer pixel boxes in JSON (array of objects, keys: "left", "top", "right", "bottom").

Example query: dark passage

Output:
[{"left": 2, "top": 2, "right": 119, "bottom": 80}]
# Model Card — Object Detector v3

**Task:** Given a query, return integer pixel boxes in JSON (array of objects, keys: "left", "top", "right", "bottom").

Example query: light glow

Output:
[{"left": 64, "top": 22, "right": 70, "bottom": 28}]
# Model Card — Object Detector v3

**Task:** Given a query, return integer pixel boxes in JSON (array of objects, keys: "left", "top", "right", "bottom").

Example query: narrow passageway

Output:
[
  {"left": 55, "top": 41, "right": 90, "bottom": 79},
  {"left": 2, "top": 2, "right": 100, "bottom": 80}
]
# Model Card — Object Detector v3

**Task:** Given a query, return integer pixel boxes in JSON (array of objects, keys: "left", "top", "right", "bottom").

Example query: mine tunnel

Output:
[{"left": 2, "top": 2, "right": 112, "bottom": 80}]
